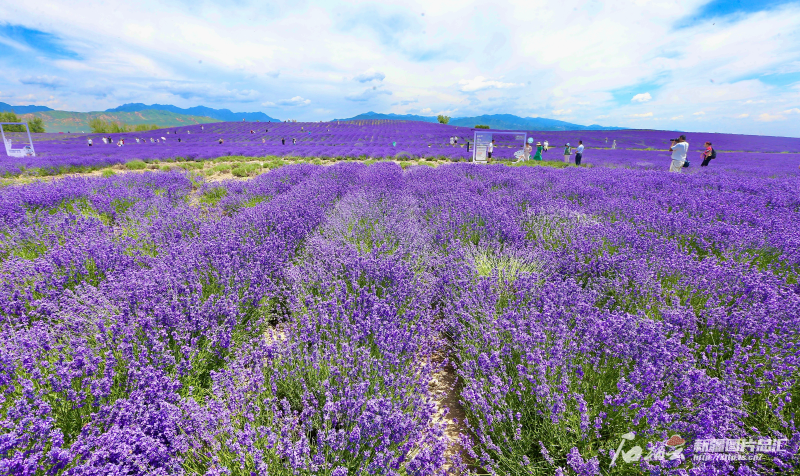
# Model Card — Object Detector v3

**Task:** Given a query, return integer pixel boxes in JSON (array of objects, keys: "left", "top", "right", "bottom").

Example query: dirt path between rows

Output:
[{"left": 429, "top": 351, "right": 480, "bottom": 475}]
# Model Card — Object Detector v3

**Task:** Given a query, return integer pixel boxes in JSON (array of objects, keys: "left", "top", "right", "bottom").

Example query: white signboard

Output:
[{"left": 473, "top": 132, "right": 492, "bottom": 163}]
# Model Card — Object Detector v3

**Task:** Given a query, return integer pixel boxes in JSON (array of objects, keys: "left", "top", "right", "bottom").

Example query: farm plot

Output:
[{"left": 1, "top": 161, "right": 799, "bottom": 475}]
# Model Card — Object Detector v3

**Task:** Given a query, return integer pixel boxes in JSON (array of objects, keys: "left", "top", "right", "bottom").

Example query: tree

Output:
[
  {"left": 475, "top": 125, "right": 490, "bottom": 129},
  {"left": 437, "top": 115, "right": 450, "bottom": 124},
  {"left": 0, "top": 111, "right": 25, "bottom": 132},
  {"left": 89, "top": 118, "right": 110, "bottom": 133},
  {"left": 27, "top": 117, "right": 45, "bottom": 133}
]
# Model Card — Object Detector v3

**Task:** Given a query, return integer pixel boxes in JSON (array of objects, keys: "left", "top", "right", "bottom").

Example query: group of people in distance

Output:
[
  {"left": 507, "top": 139, "right": 584, "bottom": 165},
  {"left": 668, "top": 135, "right": 716, "bottom": 172}
]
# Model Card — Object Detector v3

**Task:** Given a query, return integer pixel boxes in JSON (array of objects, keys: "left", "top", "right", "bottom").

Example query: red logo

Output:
[{"left": 666, "top": 435, "right": 686, "bottom": 447}]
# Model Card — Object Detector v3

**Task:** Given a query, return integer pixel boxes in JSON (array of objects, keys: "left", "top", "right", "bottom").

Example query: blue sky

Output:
[{"left": 1, "top": 0, "right": 800, "bottom": 136}]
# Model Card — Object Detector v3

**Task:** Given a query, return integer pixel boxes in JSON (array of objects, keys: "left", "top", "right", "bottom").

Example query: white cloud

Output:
[
  {"left": 2, "top": 0, "right": 800, "bottom": 134},
  {"left": 345, "top": 87, "right": 392, "bottom": 102},
  {"left": 353, "top": 70, "right": 386, "bottom": 83},
  {"left": 734, "top": 113, "right": 749, "bottom": 118},
  {"left": 631, "top": 92, "right": 652, "bottom": 103},
  {"left": 628, "top": 112, "right": 653, "bottom": 118},
  {"left": 784, "top": 108, "right": 800, "bottom": 114},
  {"left": 595, "top": 114, "right": 609, "bottom": 119},
  {"left": 420, "top": 107, "right": 432, "bottom": 114},
  {"left": 458, "top": 76, "right": 524, "bottom": 92},
  {"left": 150, "top": 81, "right": 259, "bottom": 101},
  {"left": 278, "top": 96, "right": 311, "bottom": 106},
  {"left": 671, "top": 115, "right": 684, "bottom": 120},
  {"left": 19, "top": 75, "right": 67, "bottom": 89},
  {"left": 693, "top": 111, "right": 705, "bottom": 116},
  {"left": 757, "top": 113, "right": 786, "bottom": 122},
  {"left": 552, "top": 109, "right": 572, "bottom": 116}
]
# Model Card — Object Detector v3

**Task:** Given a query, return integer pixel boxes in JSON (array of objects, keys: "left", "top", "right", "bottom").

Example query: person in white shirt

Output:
[
  {"left": 575, "top": 141, "right": 584, "bottom": 165},
  {"left": 669, "top": 135, "right": 689, "bottom": 172},
  {"left": 450, "top": 136, "right": 454, "bottom": 145},
  {"left": 612, "top": 139, "right": 616, "bottom": 150},
  {"left": 487, "top": 139, "right": 495, "bottom": 163},
  {"left": 543, "top": 140, "right": 549, "bottom": 152}
]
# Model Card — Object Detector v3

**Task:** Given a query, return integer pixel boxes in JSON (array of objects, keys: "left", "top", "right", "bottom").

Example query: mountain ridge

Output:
[
  {"left": 335, "top": 111, "right": 625, "bottom": 131},
  {"left": 16, "top": 110, "right": 219, "bottom": 133},
  {"left": 0, "top": 102, "right": 55, "bottom": 114},
  {"left": 106, "top": 103, "right": 280, "bottom": 122}
]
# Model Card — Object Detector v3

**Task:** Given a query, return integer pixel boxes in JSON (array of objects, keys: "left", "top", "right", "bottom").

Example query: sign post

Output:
[
  {"left": 472, "top": 130, "right": 527, "bottom": 164},
  {"left": 473, "top": 131, "right": 492, "bottom": 163}
]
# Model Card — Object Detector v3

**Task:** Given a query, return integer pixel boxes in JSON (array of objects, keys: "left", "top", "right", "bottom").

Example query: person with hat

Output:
[
  {"left": 564, "top": 143, "right": 572, "bottom": 163},
  {"left": 533, "top": 142, "right": 543, "bottom": 161}
]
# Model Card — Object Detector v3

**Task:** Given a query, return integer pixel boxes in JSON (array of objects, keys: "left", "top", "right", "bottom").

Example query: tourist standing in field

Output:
[
  {"left": 487, "top": 139, "right": 494, "bottom": 163},
  {"left": 88, "top": 138, "right": 93, "bottom": 146},
  {"left": 669, "top": 135, "right": 688, "bottom": 172},
  {"left": 292, "top": 138, "right": 296, "bottom": 145},
  {"left": 543, "top": 140, "right": 549, "bottom": 152},
  {"left": 612, "top": 139, "right": 616, "bottom": 149},
  {"left": 523, "top": 142, "right": 532, "bottom": 161},
  {"left": 564, "top": 143, "right": 571, "bottom": 163},
  {"left": 575, "top": 141, "right": 584, "bottom": 165},
  {"left": 282, "top": 137, "right": 285, "bottom": 145},
  {"left": 533, "top": 142, "right": 543, "bottom": 161},
  {"left": 701, "top": 141, "right": 716, "bottom": 166}
]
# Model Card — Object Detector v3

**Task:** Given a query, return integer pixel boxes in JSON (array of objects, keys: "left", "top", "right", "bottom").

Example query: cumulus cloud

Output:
[
  {"left": 693, "top": 111, "right": 705, "bottom": 116},
  {"left": 628, "top": 112, "right": 654, "bottom": 118},
  {"left": 458, "top": 76, "right": 524, "bottom": 92},
  {"left": 631, "top": 93, "right": 652, "bottom": 103},
  {"left": 19, "top": 75, "right": 67, "bottom": 89},
  {"left": 263, "top": 96, "right": 311, "bottom": 107},
  {"left": 734, "top": 113, "right": 749, "bottom": 118},
  {"left": 552, "top": 109, "right": 572, "bottom": 116},
  {"left": 757, "top": 113, "right": 785, "bottom": 122},
  {"left": 420, "top": 107, "right": 432, "bottom": 113},
  {"left": 345, "top": 87, "right": 392, "bottom": 102},
  {"left": 150, "top": 81, "right": 259, "bottom": 101},
  {"left": 671, "top": 115, "right": 684, "bottom": 120},
  {"left": 353, "top": 70, "right": 386, "bottom": 82},
  {"left": 784, "top": 108, "right": 800, "bottom": 114}
]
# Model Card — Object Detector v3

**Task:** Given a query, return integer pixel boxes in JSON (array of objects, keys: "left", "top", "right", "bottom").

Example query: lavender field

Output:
[
  {"left": 1, "top": 123, "right": 800, "bottom": 475},
  {"left": 2, "top": 120, "right": 800, "bottom": 176}
]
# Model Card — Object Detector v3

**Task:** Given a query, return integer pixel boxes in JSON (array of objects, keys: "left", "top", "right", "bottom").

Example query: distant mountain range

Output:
[
  {"left": 1, "top": 102, "right": 623, "bottom": 133},
  {"left": 335, "top": 112, "right": 625, "bottom": 131},
  {"left": 15, "top": 110, "right": 218, "bottom": 133},
  {"left": 106, "top": 104, "right": 280, "bottom": 122},
  {"left": 0, "top": 102, "right": 55, "bottom": 114}
]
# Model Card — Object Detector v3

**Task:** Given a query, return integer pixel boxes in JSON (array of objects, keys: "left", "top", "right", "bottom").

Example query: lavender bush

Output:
[
  {"left": 2, "top": 121, "right": 798, "bottom": 176},
  {"left": 1, "top": 156, "right": 798, "bottom": 475}
]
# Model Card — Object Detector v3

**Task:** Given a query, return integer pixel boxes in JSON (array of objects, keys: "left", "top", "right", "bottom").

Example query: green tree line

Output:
[
  {"left": 89, "top": 118, "right": 160, "bottom": 133},
  {"left": 0, "top": 111, "right": 46, "bottom": 133}
]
